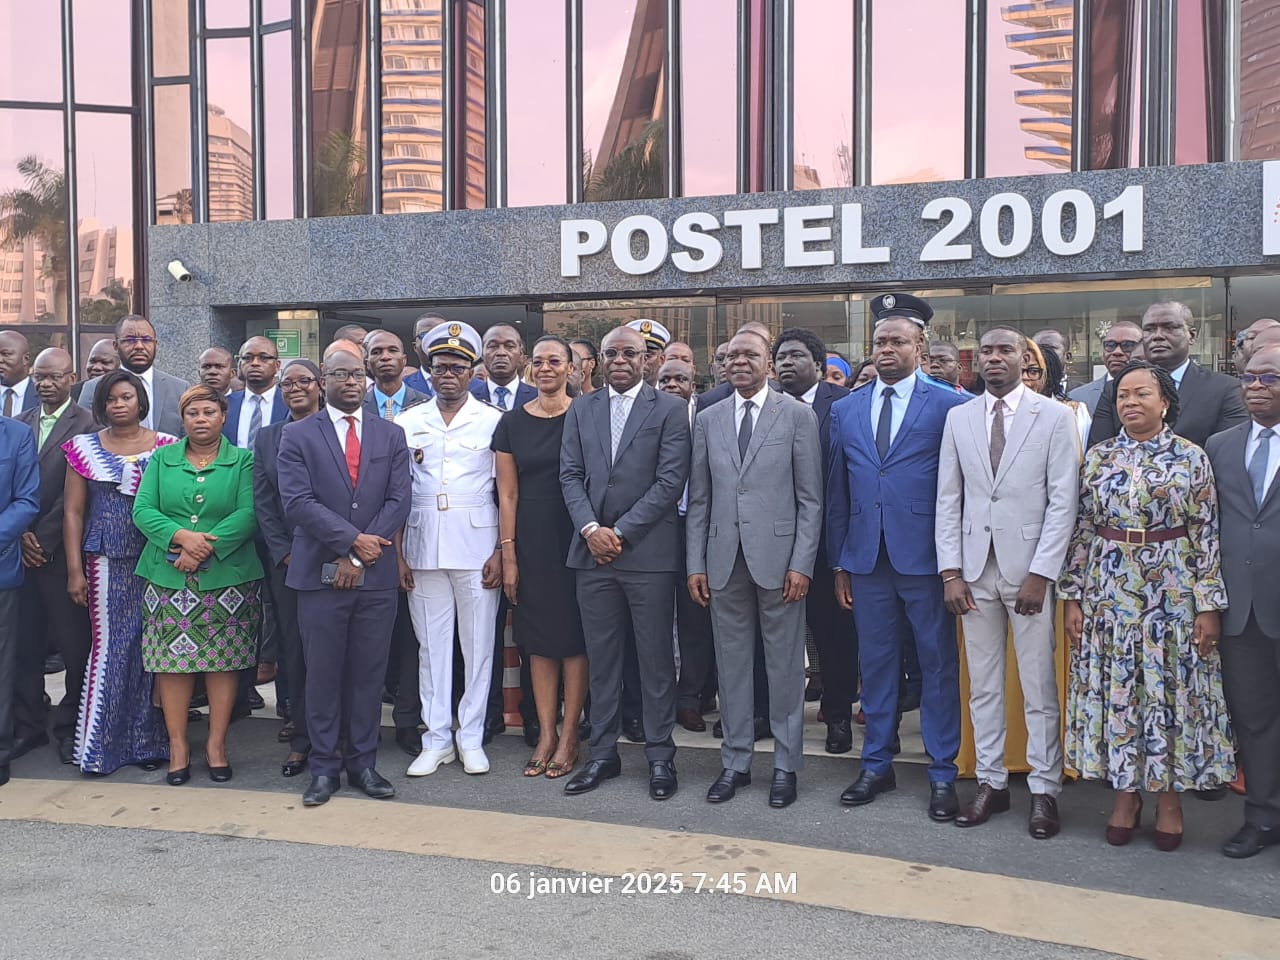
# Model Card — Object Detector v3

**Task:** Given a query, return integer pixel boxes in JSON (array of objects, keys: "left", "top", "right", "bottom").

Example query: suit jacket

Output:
[
  {"left": 277, "top": 410, "right": 411, "bottom": 592},
  {"left": 16, "top": 401, "right": 97, "bottom": 558},
  {"left": 1068, "top": 374, "right": 1108, "bottom": 416},
  {"left": 1087, "top": 360, "right": 1247, "bottom": 449},
  {"left": 2, "top": 380, "right": 39, "bottom": 414},
  {"left": 470, "top": 378, "right": 536, "bottom": 408},
  {"left": 826, "top": 373, "right": 973, "bottom": 577},
  {"left": 404, "top": 369, "right": 434, "bottom": 397},
  {"left": 222, "top": 389, "right": 289, "bottom": 445},
  {"left": 1205, "top": 422, "right": 1280, "bottom": 636},
  {"left": 77, "top": 368, "right": 191, "bottom": 436},
  {"left": 253, "top": 419, "right": 295, "bottom": 569},
  {"left": 687, "top": 390, "right": 822, "bottom": 591},
  {"left": 803, "top": 381, "right": 850, "bottom": 566},
  {"left": 0, "top": 417, "right": 40, "bottom": 590},
  {"left": 935, "top": 391, "right": 1080, "bottom": 585},
  {"left": 362, "top": 383, "right": 430, "bottom": 420},
  {"left": 559, "top": 383, "right": 691, "bottom": 572},
  {"left": 696, "top": 379, "right": 782, "bottom": 412}
]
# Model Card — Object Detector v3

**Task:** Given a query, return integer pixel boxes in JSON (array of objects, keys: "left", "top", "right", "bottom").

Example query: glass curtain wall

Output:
[
  {"left": 791, "top": 0, "right": 854, "bottom": 191},
  {"left": 1239, "top": 0, "right": 1280, "bottom": 159}
]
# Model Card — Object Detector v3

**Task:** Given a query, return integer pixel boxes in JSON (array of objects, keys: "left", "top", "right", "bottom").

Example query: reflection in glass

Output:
[
  {"left": 264, "top": 30, "right": 295, "bottom": 219},
  {"left": 0, "top": 1, "right": 63, "bottom": 101},
  {"left": 263, "top": 0, "right": 293, "bottom": 24},
  {"left": 544, "top": 297, "right": 715, "bottom": 381},
  {"left": 311, "top": 0, "right": 370, "bottom": 216},
  {"left": 1085, "top": 0, "right": 1138, "bottom": 169},
  {"left": 74, "top": 0, "right": 133, "bottom": 105},
  {"left": 154, "top": 84, "right": 192, "bottom": 224},
  {"left": 0, "top": 110, "right": 68, "bottom": 327},
  {"left": 206, "top": 0, "right": 249, "bottom": 30},
  {"left": 1240, "top": 0, "right": 1280, "bottom": 159},
  {"left": 985, "top": 0, "right": 1073, "bottom": 176},
  {"left": 379, "top": 0, "right": 444, "bottom": 213},
  {"left": 1174, "top": 0, "right": 1220, "bottom": 164},
  {"left": 870, "top": 2, "right": 964, "bottom": 184},
  {"left": 582, "top": 0, "right": 667, "bottom": 202},
  {"left": 75, "top": 112, "right": 135, "bottom": 324},
  {"left": 504, "top": 0, "right": 567, "bottom": 206},
  {"left": 792, "top": 0, "right": 852, "bottom": 190},
  {"left": 207, "top": 38, "right": 254, "bottom": 221},
  {"left": 152, "top": 0, "right": 189, "bottom": 77},
  {"left": 680, "top": 0, "right": 736, "bottom": 197},
  {"left": 456, "top": 0, "right": 487, "bottom": 209}
]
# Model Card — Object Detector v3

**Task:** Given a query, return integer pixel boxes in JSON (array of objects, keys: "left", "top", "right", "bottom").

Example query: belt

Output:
[
  {"left": 1096, "top": 525, "right": 1188, "bottom": 545},
  {"left": 413, "top": 493, "right": 493, "bottom": 511}
]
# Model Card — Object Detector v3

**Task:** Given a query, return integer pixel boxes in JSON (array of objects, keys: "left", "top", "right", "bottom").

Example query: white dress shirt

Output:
[
  {"left": 328, "top": 402, "right": 363, "bottom": 446},
  {"left": 734, "top": 383, "right": 772, "bottom": 433},
  {"left": 869, "top": 370, "right": 918, "bottom": 447},
  {"left": 984, "top": 383, "right": 1026, "bottom": 443},
  {"left": 1169, "top": 358, "right": 1192, "bottom": 390},
  {"left": 1247, "top": 420, "right": 1280, "bottom": 498},
  {"left": 136, "top": 366, "right": 155, "bottom": 429},
  {"left": 236, "top": 386, "right": 278, "bottom": 448},
  {"left": 2, "top": 376, "right": 31, "bottom": 415},
  {"left": 799, "top": 381, "right": 820, "bottom": 406},
  {"left": 487, "top": 378, "right": 520, "bottom": 410}
]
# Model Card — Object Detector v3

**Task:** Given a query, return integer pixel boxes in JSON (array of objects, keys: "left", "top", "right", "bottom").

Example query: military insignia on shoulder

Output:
[
  {"left": 480, "top": 399, "right": 505, "bottom": 411},
  {"left": 401, "top": 396, "right": 429, "bottom": 413},
  {"left": 413, "top": 448, "right": 424, "bottom": 464}
]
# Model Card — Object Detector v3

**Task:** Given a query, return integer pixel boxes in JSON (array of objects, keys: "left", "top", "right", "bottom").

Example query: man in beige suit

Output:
[{"left": 935, "top": 326, "right": 1079, "bottom": 839}]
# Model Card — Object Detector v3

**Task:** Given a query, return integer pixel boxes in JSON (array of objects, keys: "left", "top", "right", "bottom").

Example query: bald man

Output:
[
  {"left": 72, "top": 339, "right": 119, "bottom": 404},
  {"left": 0, "top": 331, "right": 36, "bottom": 416},
  {"left": 1236, "top": 319, "right": 1280, "bottom": 370},
  {"left": 697, "top": 324, "right": 780, "bottom": 412},
  {"left": 199, "top": 347, "right": 235, "bottom": 396}
]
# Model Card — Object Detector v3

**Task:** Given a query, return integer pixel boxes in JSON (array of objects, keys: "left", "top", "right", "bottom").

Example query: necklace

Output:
[
  {"left": 535, "top": 394, "right": 570, "bottom": 418},
  {"left": 190, "top": 446, "right": 218, "bottom": 468}
]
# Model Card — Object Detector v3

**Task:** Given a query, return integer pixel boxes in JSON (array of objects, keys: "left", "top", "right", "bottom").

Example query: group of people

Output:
[{"left": 0, "top": 295, "right": 1277, "bottom": 862}]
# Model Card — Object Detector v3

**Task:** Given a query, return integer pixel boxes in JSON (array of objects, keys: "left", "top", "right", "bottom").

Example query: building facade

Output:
[{"left": 3, "top": 1, "right": 1280, "bottom": 388}]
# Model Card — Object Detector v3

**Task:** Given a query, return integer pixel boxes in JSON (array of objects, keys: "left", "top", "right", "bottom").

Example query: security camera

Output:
[{"left": 167, "top": 259, "right": 192, "bottom": 282}]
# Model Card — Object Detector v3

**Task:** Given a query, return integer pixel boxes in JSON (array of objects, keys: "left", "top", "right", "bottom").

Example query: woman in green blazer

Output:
[{"left": 133, "top": 384, "right": 264, "bottom": 785}]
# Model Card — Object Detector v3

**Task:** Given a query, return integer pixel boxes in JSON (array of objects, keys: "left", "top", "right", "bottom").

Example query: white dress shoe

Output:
[
  {"left": 406, "top": 746, "right": 455, "bottom": 777},
  {"left": 458, "top": 746, "right": 490, "bottom": 775}
]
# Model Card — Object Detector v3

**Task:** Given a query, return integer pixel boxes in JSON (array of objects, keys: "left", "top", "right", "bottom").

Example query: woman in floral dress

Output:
[{"left": 1060, "top": 361, "right": 1234, "bottom": 851}]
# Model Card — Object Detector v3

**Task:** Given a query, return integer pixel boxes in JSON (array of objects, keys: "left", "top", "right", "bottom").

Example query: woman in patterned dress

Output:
[
  {"left": 133, "top": 385, "right": 263, "bottom": 785},
  {"left": 62, "top": 370, "right": 173, "bottom": 774},
  {"left": 1060, "top": 361, "right": 1234, "bottom": 851}
]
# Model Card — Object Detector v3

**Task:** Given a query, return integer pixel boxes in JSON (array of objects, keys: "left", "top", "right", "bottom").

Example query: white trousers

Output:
[
  {"left": 408, "top": 569, "right": 500, "bottom": 752},
  {"left": 963, "top": 552, "right": 1063, "bottom": 796}
]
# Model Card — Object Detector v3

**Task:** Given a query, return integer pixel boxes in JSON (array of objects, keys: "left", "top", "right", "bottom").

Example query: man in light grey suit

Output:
[
  {"left": 76, "top": 314, "right": 190, "bottom": 435},
  {"left": 686, "top": 331, "right": 822, "bottom": 810},
  {"left": 1068, "top": 320, "right": 1141, "bottom": 416},
  {"left": 936, "top": 326, "right": 1079, "bottom": 839}
]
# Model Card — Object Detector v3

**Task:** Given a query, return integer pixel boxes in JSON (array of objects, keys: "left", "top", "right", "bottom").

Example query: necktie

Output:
[
  {"left": 247, "top": 394, "right": 263, "bottom": 448},
  {"left": 383, "top": 397, "right": 395, "bottom": 420},
  {"left": 875, "top": 386, "right": 895, "bottom": 460},
  {"left": 1248, "top": 428, "right": 1274, "bottom": 506},
  {"left": 3, "top": 388, "right": 13, "bottom": 417},
  {"left": 989, "top": 398, "right": 1006, "bottom": 475},
  {"left": 495, "top": 385, "right": 510, "bottom": 410},
  {"left": 610, "top": 393, "right": 629, "bottom": 463},
  {"left": 738, "top": 399, "right": 754, "bottom": 460},
  {"left": 343, "top": 415, "right": 361, "bottom": 488}
]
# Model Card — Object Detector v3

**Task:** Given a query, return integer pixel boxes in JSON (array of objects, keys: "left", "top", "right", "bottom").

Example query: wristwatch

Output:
[
  {"left": 347, "top": 553, "right": 364, "bottom": 569},
  {"left": 582, "top": 521, "right": 601, "bottom": 539}
]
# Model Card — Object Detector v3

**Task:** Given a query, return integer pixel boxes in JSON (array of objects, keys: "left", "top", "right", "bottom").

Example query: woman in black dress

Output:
[{"left": 494, "top": 335, "right": 587, "bottom": 779}]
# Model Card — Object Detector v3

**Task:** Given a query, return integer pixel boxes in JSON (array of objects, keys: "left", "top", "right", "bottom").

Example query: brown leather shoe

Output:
[
  {"left": 954, "top": 784, "right": 1011, "bottom": 827},
  {"left": 676, "top": 708, "right": 706, "bottom": 733},
  {"left": 1029, "top": 794, "right": 1061, "bottom": 839}
]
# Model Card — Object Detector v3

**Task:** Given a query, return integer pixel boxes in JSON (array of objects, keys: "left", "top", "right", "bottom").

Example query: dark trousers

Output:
[
  {"left": 577, "top": 565, "right": 677, "bottom": 764},
  {"left": 674, "top": 515, "right": 714, "bottom": 713},
  {"left": 265, "top": 559, "right": 309, "bottom": 755},
  {"left": 298, "top": 588, "right": 397, "bottom": 778},
  {"left": 622, "top": 621, "right": 643, "bottom": 724},
  {"left": 807, "top": 563, "right": 857, "bottom": 724},
  {"left": 17, "top": 555, "right": 91, "bottom": 742},
  {"left": 391, "top": 592, "right": 423, "bottom": 732},
  {"left": 1221, "top": 613, "right": 1280, "bottom": 828},
  {"left": 486, "top": 591, "right": 536, "bottom": 727},
  {"left": 0, "top": 588, "right": 20, "bottom": 767}
]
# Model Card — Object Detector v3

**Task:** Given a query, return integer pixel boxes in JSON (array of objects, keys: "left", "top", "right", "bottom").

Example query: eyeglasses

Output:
[
  {"left": 325, "top": 370, "right": 363, "bottom": 382},
  {"left": 1103, "top": 339, "right": 1140, "bottom": 353},
  {"left": 240, "top": 352, "right": 278, "bottom": 363},
  {"left": 31, "top": 372, "right": 72, "bottom": 383},
  {"left": 280, "top": 376, "right": 317, "bottom": 390},
  {"left": 530, "top": 357, "right": 568, "bottom": 369},
  {"left": 119, "top": 336, "right": 155, "bottom": 347},
  {"left": 1241, "top": 373, "right": 1280, "bottom": 387},
  {"left": 1023, "top": 366, "right": 1044, "bottom": 377},
  {"left": 430, "top": 363, "right": 470, "bottom": 377},
  {"left": 602, "top": 347, "right": 642, "bottom": 361}
]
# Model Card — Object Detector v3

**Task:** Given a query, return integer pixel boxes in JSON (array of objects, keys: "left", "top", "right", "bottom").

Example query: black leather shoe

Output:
[
  {"left": 706, "top": 768, "right": 751, "bottom": 803},
  {"left": 521, "top": 719, "right": 540, "bottom": 749},
  {"left": 58, "top": 738, "right": 76, "bottom": 765},
  {"left": 281, "top": 753, "right": 309, "bottom": 778},
  {"left": 350, "top": 767, "right": 395, "bottom": 799},
  {"left": 769, "top": 770, "right": 798, "bottom": 809},
  {"left": 563, "top": 757, "right": 622, "bottom": 795},
  {"left": 929, "top": 782, "right": 959, "bottom": 822},
  {"left": 395, "top": 727, "right": 421, "bottom": 757},
  {"left": 303, "top": 774, "right": 341, "bottom": 806},
  {"left": 649, "top": 761, "right": 678, "bottom": 801},
  {"left": 1222, "top": 823, "right": 1280, "bottom": 859},
  {"left": 825, "top": 719, "right": 853, "bottom": 754},
  {"left": 840, "top": 768, "right": 896, "bottom": 806},
  {"left": 166, "top": 766, "right": 191, "bottom": 786},
  {"left": 712, "top": 720, "right": 723, "bottom": 739},
  {"left": 753, "top": 717, "right": 773, "bottom": 741},
  {"left": 44, "top": 653, "right": 65, "bottom": 674},
  {"left": 483, "top": 717, "right": 506, "bottom": 746},
  {"left": 247, "top": 690, "right": 265, "bottom": 710},
  {"left": 205, "top": 754, "right": 232, "bottom": 783},
  {"left": 10, "top": 732, "right": 49, "bottom": 762},
  {"left": 623, "top": 718, "right": 645, "bottom": 743},
  {"left": 1195, "top": 785, "right": 1229, "bottom": 801}
]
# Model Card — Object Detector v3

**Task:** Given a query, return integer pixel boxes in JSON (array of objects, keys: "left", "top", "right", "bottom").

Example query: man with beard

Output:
[{"left": 77, "top": 315, "right": 190, "bottom": 434}]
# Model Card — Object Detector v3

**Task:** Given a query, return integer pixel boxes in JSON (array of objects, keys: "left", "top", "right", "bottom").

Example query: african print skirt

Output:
[{"left": 141, "top": 577, "right": 262, "bottom": 673}]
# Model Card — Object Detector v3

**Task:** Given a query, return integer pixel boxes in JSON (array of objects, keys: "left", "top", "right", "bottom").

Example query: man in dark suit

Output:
[
  {"left": 0, "top": 331, "right": 38, "bottom": 417},
  {"left": 77, "top": 315, "right": 191, "bottom": 435},
  {"left": 254, "top": 359, "right": 324, "bottom": 779},
  {"left": 1068, "top": 320, "right": 1142, "bottom": 416},
  {"left": 559, "top": 324, "right": 690, "bottom": 800},
  {"left": 404, "top": 314, "right": 438, "bottom": 398},
  {"left": 71, "top": 338, "right": 118, "bottom": 404},
  {"left": 774, "top": 328, "right": 854, "bottom": 754},
  {"left": 1206, "top": 344, "right": 1280, "bottom": 859},
  {"left": 14, "top": 349, "right": 96, "bottom": 764},
  {"left": 1088, "top": 301, "right": 1248, "bottom": 448},
  {"left": 277, "top": 347, "right": 411, "bottom": 806},
  {"left": 0, "top": 412, "right": 39, "bottom": 787}
]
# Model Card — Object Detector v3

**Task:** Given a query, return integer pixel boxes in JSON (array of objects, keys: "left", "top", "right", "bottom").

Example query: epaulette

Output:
[{"left": 400, "top": 396, "right": 432, "bottom": 414}]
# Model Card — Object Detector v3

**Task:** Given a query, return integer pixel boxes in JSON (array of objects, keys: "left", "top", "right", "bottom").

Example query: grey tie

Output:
[
  {"left": 1249, "top": 428, "right": 1274, "bottom": 506},
  {"left": 610, "top": 393, "right": 629, "bottom": 463},
  {"left": 247, "top": 394, "right": 263, "bottom": 448},
  {"left": 990, "top": 398, "right": 1006, "bottom": 475},
  {"left": 2, "top": 388, "right": 12, "bottom": 418},
  {"left": 738, "top": 399, "right": 754, "bottom": 460}
]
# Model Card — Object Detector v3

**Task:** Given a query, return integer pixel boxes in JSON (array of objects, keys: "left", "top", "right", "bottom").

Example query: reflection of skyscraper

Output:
[
  {"left": 1003, "top": 1, "right": 1073, "bottom": 169},
  {"left": 0, "top": 237, "right": 53, "bottom": 323},
  {"left": 380, "top": 3, "right": 444, "bottom": 213},
  {"left": 0, "top": 218, "right": 132, "bottom": 325},
  {"left": 312, "top": 0, "right": 370, "bottom": 216},
  {"left": 1240, "top": 0, "right": 1280, "bottom": 159},
  {"left": 207, "top": 104, "right": 254, "bottom": 221}
]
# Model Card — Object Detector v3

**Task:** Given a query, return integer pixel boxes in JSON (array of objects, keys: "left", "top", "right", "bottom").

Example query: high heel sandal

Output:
[
  {"left": 1105, "top": 794, "right": 1143, "bottom": 846},
  {"left": 1154, "top": 799, "right": 1184, "bottom": 852},
  {"left": 205, "top": 753, "right": 233, "bottom": 783},
  {"left": 545, "top": 747, "right": 579, "bottom": 780}
]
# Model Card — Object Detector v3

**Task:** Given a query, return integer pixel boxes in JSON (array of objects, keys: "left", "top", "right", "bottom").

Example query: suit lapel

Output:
[
  {"left": 993, "top": 391, "right": 1040, "bottom": 488},
  {"left": 850, "top": 387, "right": 879, "bottom": 465},
  {"left": 591, "top": 389, "right": 613, "bottom": 465},
  {"left": 883, "top": 379, "right": 927, "bottom": 464},
  {"left": 967, "top": 397, "right": 994, "bottom": 485},
  {"left": 613, "top": 385, "right": 655, "bottom": 465},
  {"left": 40, "top": 407, "right": 79, "bottom": 457},
  {"left": 319, "top": 414, "right": 354, "bottom": 494},
  {"left": 741, "top": 392, "right": 782, "bottom": 472}
]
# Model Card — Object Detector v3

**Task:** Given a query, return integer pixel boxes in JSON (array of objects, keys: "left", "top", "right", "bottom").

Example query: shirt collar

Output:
[
  {"left": 42, "top": 398, "right": 71, "bottom": 420},
  {"left": 489, "top": 378, "right": 519, "bottom": 399},
  {"left": 984, "top": 383, "right": 1026, "bottom": 415},
  {"left": 136, "top": 366, "right": 154, "bottom": 388},
  {"left": 247, "top": 384, "right": 277, "bottom": 408},
  {"left": 7, "top": 376, "right": 29, "bottom": 398},
  {"left": 609, "top": 381, "right": 644, "bottom": 401},
  {"left": 373, "top": 382, "right": 407, "bottom": 405},
  {"left": 327, "top": 404, "right": 362, "bottom": 426},
  {"left": 1169, "top": 358, "right": 1192, "bottom": 385},
  {"left": 735, "top": 383, "right": 772, "bottom": 413},
  {"left": 874, "top": 369, "right": 917, "bottom": 400},
  {"left": 800, "top": 382, "right": 820, "bottom": 405},
  {"left": 1250, "top": 420, "right": 1279, "bottom": 442}
]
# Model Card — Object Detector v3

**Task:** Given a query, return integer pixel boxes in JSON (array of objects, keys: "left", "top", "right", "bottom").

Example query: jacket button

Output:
[
  {"left": 991, "top": 495, "right": 999, "bottom": 502},
  {"left": 984, "top": 526, "right": 990, "bottom": 532},
  {"left": 879, "top": 471, "right": 886, "bottom": 477},
  {"left": 873, "top": 502, "right": 880, "bottom": 508},
  {"left": 1246, "top": 559, "right": 1253, "bottom": 565},
  {"left": 1254, "top": 523, "right": 1262, "bottom": 529},
  {"left": 352, "top": 502, "right": 359, "bottom": 510},
  {"left": 607, "top": 481, "right": 614, "bottom": 487},
  {"left": 738, "top": 488, "right": 746, "bottom": 495}
]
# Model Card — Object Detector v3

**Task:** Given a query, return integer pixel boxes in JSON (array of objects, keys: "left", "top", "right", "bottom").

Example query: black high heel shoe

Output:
[
  {"left": 166, "top": 766, "right": 191, "bottom": 786},
  {"left": 205, "top": 754, "right": 233, "bottom": 783}
]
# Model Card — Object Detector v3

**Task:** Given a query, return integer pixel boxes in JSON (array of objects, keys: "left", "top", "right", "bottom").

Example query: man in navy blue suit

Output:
[
  {"left": 0, "top": 414, "right": 40, "bottom": 787},
  {"left": 0, "top": 331, "right": 39, "bottom": 417},
  {"left": 826, "top": 293, "right": 971, "bottom": 821},
  {"left": 277, "top": 347, "right": 411, "bottom": 806}
]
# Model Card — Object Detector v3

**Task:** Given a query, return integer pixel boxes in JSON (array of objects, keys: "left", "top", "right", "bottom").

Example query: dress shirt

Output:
[
  {"left": 3, "top": 376, "right": 31, "bottom": 415},
  {"left": 135, "top": 366, "right": 156, "bottom": 429},
  {"left": 608, "top": 380, "right": 644, "bottom": 406},
  {"left": 38, "top": 398, "right": 71, "bottom": 448},
  {"left": 373, "top": 382, "right": 409, "bottom": 418},
  {"left": 1247, "top": 420, "right": 1280, "bottom": 499},
  {"left": 799, "top": 382, "right": 820, "bottom": 406},
  {"left": 1169, "top": 358, "right": 1191, "bottom": 390},
  {"left": 869, "top": 370, "right": 918, "bottom": 447},
  {"left": 734, "top": 383, "right": 772, "bottom": 433},
  {"left": 678, "top": 395, "right": 696, "bottom": 516},
  {"left": 236, "top": 386, "right": 278, "bottom": 448},
  {"left": 983, "top": 383, "right": 1026, "bottom": 444},
  {"left": 327, "top": 402, "right": 363, "bottom": 446},
  {"left": 488, "top": 378, "right": 520, "bottom": 410}
]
